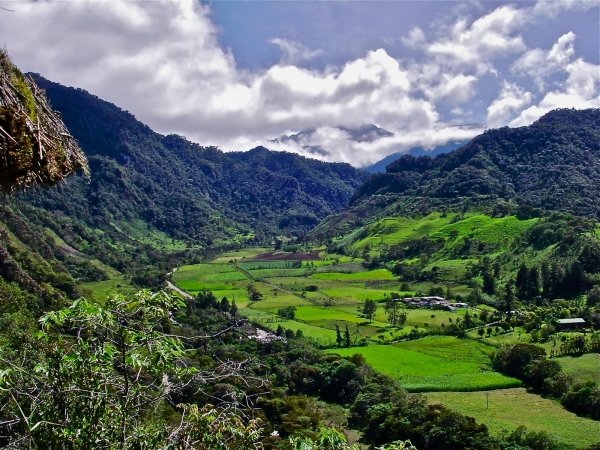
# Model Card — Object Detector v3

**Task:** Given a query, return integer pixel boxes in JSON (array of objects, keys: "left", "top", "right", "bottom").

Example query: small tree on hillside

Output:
[
  {"left": 362, "top": 299, "right": 377, "bottom": 323},
  {"left": 344, "top": 324, "right": 351, "bottom": 347}
]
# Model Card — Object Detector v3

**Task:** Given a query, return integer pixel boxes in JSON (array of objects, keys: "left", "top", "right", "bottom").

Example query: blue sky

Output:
[
  {"left": 1, "top": 0, "right": 598, "bottom": 166},
  {"left": 210, "top": 1, "right": 598, "bottom": 70}
]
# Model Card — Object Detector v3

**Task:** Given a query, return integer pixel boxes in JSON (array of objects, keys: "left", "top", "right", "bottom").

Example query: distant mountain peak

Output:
[{"left": 270, "top": 124, "right": 394, "bottom": 157}]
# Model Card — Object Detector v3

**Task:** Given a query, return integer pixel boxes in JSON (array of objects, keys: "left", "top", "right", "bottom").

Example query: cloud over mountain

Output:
[{"left": 0, "top": 0, "right": 597, "bottom": 166}]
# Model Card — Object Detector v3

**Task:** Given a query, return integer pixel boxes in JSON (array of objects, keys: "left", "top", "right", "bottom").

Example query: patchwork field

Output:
[{"left": 427, "top": 388, "right": 600, "bottom": 448}]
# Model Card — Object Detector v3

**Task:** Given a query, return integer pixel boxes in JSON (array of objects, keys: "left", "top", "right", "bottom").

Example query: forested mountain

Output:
[
  {"left": 27, "top": 74, "right": 367, "bottom": 240},
  {"left": 312, "top": 109, "right": 600, "bottom": 240},
  {"left": 354, "top": 109, "right": 600, "bottom": 216},
  {"left": 0, "top": 75, "right": 365, "bottom": 301},
  {"left": 364, "top": 141, "right": 466, "bottom": 174}
]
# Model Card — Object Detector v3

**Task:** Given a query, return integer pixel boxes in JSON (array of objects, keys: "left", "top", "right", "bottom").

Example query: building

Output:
[{"left": 556, "top": 318, "right": 586, "bottom": 330}]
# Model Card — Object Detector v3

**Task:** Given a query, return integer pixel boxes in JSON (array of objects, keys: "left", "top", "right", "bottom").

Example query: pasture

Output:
[
  {"left": 172, "top": 248, "right": 486, "bottom": 346},
  {"left": 427, "top": 388, "right": 600, "bottom": 448},
  {"left": 557, "top": 354, "right": 600, "bottom": 385},
  {"left": 327, "top": 336, "right": 520, "bottom": 392}
]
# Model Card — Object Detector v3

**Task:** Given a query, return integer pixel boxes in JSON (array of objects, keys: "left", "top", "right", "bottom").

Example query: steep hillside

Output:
[
  {"left": 0, "top": 75, "right": 365, "bottom": 300},
  {"left": 354, "top": 109, "right": 600, "bottom": 216},
  {"left": 364, "top": 141, "right": 466, "bottom": 174},
  {"left": 27, "top": 75, "right": 366, "bottom": 240},
  {"left": 312, "top": 109, "right": 600, "bottom": 242}
]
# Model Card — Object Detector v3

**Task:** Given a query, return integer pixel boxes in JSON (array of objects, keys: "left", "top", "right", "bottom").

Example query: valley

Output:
[
  {"left": 173, "top": 239, "right": 600, "bottom": 446},
  {"left": 1, "top": 50, "right": 599, "bottom": 449}
]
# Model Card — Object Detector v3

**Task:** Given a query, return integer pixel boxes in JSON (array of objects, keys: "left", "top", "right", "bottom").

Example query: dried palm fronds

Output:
[{"left": 0, "top": 49, "right": 88, "bottom": 192}]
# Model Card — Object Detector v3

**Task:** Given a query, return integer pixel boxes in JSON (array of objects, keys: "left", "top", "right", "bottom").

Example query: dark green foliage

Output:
[
  {"left": 588, "top": 285, "right": 600, "bottom": 306},
  {"left": 491, "top": 344, "right": 547, "bottom": 379},
  {"left": 351, "top": 109, "right": 600, "bottom": 218},
  {"left": 492, "top": 343, "right": 600, "bottom": 420},
  {"left": 561, "top": 383, "right": 600, "bottom": 420},
  {"left": 362, "top": 299, "right": 377, "bottom": 323},
  {"left": 25, "top": 75, "right": 366, "bottom": 240},
  {"left": 278, "top": 306, "right": 296, "bottom": 320}
]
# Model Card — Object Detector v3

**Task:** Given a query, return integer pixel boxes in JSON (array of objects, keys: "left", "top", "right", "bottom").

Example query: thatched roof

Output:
[{"left": 0, "top": 49, "right": 88, "bottom": 191}]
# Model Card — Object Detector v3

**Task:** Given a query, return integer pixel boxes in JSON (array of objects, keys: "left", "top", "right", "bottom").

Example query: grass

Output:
[
  {"left": 81, "top": 278, "right": 135, "bottom": 304},
  {"left": 248, "top": 268, "right": 313, "bottom": 279},
  {"left": 310, "top": 269, "right": 394, "bottom": 281},
  {"left": 347, "top": 213, "right": 537, "bottom": 257},
  {"left": 118, "top": 219, "right": 188, "bottom": 251},
  {"left": 557, "top": 354, "right": 600, "bottom": 385},
  {"left": 427, "top": 388, "right": 600, "bottom": 448},
  {"left": 327, "top": 336, "right": 520, "bottom": 392},
  {"left": 173, "top": 263, "right": 247, "bottom": 291},
  {"left": 372, "top": 306, "right": 469, "bottom": 330},
  {"left": 211, "top": 247, "right": 272, "bottom": 263}
]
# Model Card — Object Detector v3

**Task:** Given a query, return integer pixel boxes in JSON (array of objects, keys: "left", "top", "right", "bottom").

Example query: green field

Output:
[
  {"left": 172, "top": 263, "right": 247, "bottom": 291},
  {"left": 346, "top": 212, "right": 537, "bottom": 258},
  {"left": 427, "top": 388, "right": 600, "bottom": 448},
  {"left": 81, "top": 278, "right": 136, "bottom": 304},
  {"left": 327, "top": 336, "right": 520, "bottom": 392},
  {"left": 310, "top": 269, "right": 394, "bottom": 281},
  {"left": 557, "top": 354, "right": 600, "bottom": 385},
  {"left": 211, "top": 247, "right": 272, "bottom": 263},
  {"left": 170, "top": 247, "right": 524, "bottom": 393}
]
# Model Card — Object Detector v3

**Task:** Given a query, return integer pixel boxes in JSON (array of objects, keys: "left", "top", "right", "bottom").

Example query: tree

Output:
[
  {"left": 397, "top": 311, "right": 408, "bottom": 326},
  {"left": 541, "top": 262, "right": 553, "bottom": 298},
  {"left": 528, "top": 267, "right": 541, "bottom": 298},
  {"left": 344, "top": 324, "right": 351, "bottom": 347},
  {"left": 385, "top": 298, "right": 399, "bottom": 325},
  {"left": 482, "top": 269, "right": 496, "bottom": 295},
  {"left": 362, "top": 300, "right": 377, "bottom": 323},
  {"left": 247, "top": 284, "right": 263, "bottom": 302},
  {"left": 515, "top": 263, "right": 529, "bottom": 301},
  {"left": 503, "top": 279, "right": 515, "bottom": 316},
  {"left": 588, "top": 285, "right": 600, "bottom": 307},
  {"left": 478, "top": 328, "right": 485, "bottom": 338},
  {"left": 566, "top": 261, "right": 587, "bottom": 296},
  {"left": 0, "top": 291, "right": 262, "bottom": 449},
  {"left": 463, "top": 310, "right": 473, "bottom": 328},
  {"left": 335, "top": 325, "right": 343, "bottom": 347}
]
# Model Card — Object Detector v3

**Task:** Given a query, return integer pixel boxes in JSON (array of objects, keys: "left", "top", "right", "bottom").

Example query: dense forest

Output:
[{"left": 353, "top": 109, "right": 600, "bottom": 216}]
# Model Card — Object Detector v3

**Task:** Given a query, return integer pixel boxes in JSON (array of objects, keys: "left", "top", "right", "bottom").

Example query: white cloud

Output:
[
  {"left": 268, "top": 124, "right": 482, "bottom": 167},
  {"left": 0, "top": 0, "right": 596, "bottom": 167},
  {"left": 427, "top": 6, "right": 526, "bottom": 75},
  {"left": 270, "top": 38, "right": 323, "bottom": 65},
  {"left": 510, "top": 58, "right": 600, "bottom": 126},
  {"left": 512, "top": 32, "right": 576, "bottom": 90},
  {"left": 427, "top": 73, "right": 478, "bottom": 104},
  {"left": 532, "top": 0, "right": 598, "bottom": 18},
  {"left": 487, "top": 82, "right": 533, "bottom": 128},
  {"left": 401, "top": 27, "right": 426, "bottom": 49},
  {"left": 0, "top": 1, "right": 440, "bottom": 157}
]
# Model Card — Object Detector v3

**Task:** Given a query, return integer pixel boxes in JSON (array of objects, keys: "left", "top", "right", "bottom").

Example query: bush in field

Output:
[{"left": 491, "top": 343, "right": 546, "bottom": 379}]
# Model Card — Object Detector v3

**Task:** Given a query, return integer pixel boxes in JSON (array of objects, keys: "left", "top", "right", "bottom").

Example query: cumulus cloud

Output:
[
  {"left": 510, "top": 58, "right": 600, "bottom": 126},
  {"left": 427, "top": 73, "right": 478, "bottom": 104},
  {"left": 0, "top": 1, "right": 439, "bottom": 158},
  {"left": 427, "top": 6, "right": 527, "bottom": 75},
  {"left": 268, "top": 124, "right": 482, "bottom": 167},
  {"left": 512, "top": 32, "right": 576, "bottom": 90},
  {"left": 401, "top": 27, "right": 426, "bottom": 49},
  {"left": 487, "top": 82, "right": 533, "bottom": 128},
  {"left": 0, "top": 0, "right": 596, "bottom": 167},
  {"left": 532, "top": 0, "right": 598, "bottom": 18},
  {"left": 270, "top": 38, "right": 323, "bottom": 65}
]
